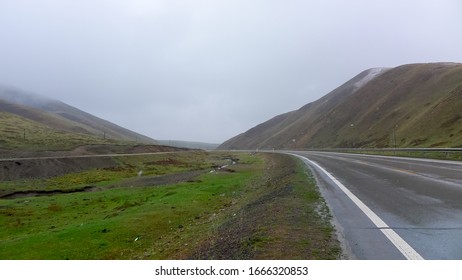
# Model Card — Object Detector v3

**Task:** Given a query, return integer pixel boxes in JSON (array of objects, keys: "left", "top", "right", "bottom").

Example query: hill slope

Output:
[
  {"left": 219, "top": 63, "right": 462, "bottom": 149},
  {"left": 0, "top": 86, "right": 157, "bottom": 150}
]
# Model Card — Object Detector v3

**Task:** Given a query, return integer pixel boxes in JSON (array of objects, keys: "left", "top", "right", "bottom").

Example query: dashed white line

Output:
[{"left": 290, "top": 153, "right": 424, "bottom": 260}]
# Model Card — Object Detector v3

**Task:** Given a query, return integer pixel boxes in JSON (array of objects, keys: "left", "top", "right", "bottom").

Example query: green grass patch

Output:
[
  {"left": 0, "top": 152, "right": 265, "bottom": 259},
  {"left": 0, "top": 112, "right": 119, "bottom": 151},
  {"left": 0, "top": 152, "right": 211, "bottom": 197}
]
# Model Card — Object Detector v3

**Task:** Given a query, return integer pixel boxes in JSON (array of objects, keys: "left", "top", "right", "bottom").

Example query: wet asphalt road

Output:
[{"left": 287, "top": 151, "right": 462, "bottom": 260}]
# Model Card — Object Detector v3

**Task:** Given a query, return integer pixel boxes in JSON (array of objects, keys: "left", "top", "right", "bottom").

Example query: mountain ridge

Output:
[
  {"left": 0, "top": 86, "right": 157, "bottom": 150},
  {"left": 219, "top": 63, "right": 462, "bottom": 149}
]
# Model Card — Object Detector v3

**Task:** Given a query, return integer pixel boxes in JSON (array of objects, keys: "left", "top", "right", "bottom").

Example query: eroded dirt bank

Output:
[
  {"left": 0, "top": 156, "right": 120, "bottom": 181},
  {"left": 0, "top": 144, "right": 190, "bottom": 181},
  {"left": 0, "top": 144, "right": 188, "bottom": 159}
]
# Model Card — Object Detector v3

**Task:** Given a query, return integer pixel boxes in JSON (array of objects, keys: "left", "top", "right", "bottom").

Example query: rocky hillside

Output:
[{"left": 219, "top": 63, "right": 462, "bottom": 149}]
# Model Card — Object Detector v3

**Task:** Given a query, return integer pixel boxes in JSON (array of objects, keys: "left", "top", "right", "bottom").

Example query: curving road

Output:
[{"left": 287, "top": 151, "right": 462, "bottom": 260}]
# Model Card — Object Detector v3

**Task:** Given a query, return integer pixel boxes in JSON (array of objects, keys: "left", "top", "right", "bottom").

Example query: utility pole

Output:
[{"left": 392, "top": 125, "right": 397, "bottom": 148}]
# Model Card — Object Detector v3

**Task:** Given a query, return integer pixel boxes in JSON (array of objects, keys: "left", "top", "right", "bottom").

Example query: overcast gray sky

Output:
[{"left": 1, "top": 0, "right": 461, "bottom": 143}]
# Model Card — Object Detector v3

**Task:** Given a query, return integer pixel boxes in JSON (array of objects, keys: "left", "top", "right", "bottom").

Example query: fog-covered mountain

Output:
[{"left": 0, "top": 85, "right": 157, "bottom": 149}]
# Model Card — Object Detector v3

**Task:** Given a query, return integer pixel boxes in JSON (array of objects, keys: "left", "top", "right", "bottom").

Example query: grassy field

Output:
[
  {"left": 0, "top": 152, "right": 340, "bottom": 259},
  {"left": 0, "top": 112, "right": 118, "bottom": 151}
]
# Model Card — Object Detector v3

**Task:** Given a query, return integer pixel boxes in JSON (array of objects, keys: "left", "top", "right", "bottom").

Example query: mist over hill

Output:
[
  {"left": 0, "top": 86, "right": 156, "bottom": 150},
  {"left": 219, "top": 63, "right": 462, "bottom": 150},
  {"left": 157, "top": 140, "right": 219, "bottom": 150}
]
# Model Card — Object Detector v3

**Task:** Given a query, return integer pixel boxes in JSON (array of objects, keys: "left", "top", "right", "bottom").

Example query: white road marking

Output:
[{"left": 290, "top": 153, "right": 425, "bottom": 260}]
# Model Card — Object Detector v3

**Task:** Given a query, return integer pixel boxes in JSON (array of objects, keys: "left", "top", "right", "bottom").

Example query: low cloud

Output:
[{"left": 1, "top": 0, "right": 461, "bottom": 143}]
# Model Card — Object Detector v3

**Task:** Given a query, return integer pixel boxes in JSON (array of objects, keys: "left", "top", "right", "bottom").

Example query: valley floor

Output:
[{"left": 0, "top": 151, "right": 340, "bottom": 260}]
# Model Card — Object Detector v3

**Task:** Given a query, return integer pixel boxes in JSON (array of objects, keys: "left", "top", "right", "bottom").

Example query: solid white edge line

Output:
[{"left": 289, "top": 153, "right": 424, "bottom": 260}]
